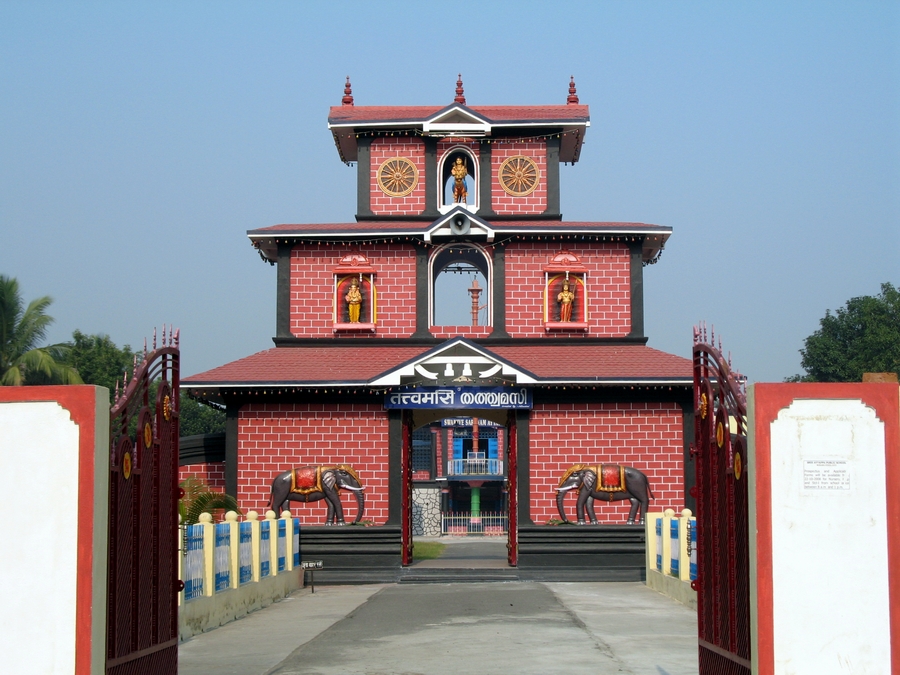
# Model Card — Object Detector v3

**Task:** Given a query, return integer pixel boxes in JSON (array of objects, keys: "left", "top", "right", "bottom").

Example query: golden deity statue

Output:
[
  {"left": 557, "top": 279, "right": 575, "bottom": 322},
  {"left": 451, "top": 157, "right": 468, "bottom": 203},
  {"left": 345, "top": 277, "right": 362, "bottom": 323}
]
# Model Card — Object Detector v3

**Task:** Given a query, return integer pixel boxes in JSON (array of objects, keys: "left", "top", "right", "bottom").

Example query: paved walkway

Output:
[{"left": 179, "top": 538, "right": 699, "bottom": 675}]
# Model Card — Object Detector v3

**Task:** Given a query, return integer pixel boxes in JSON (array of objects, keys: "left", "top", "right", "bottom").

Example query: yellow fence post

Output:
[
  {"left": 199, "top": 512, "right": 215, "bottom": 597},
  {"left": 661, "top": 508, "right": 674, "bottom": 576},
  {"left": 645, "top": 511, "right": 663, "bottom": 573},
  {"left": 281, "top": 510, "right": 294, "bottom": 571},
  {"left": 226, "top": 511, "right": 240, "bottom": 589},
  {"left": 266, "top": 510, "right": 280, "bottom": 576},
  {"left": 247, "top": 510, "right": 261, "bottom": 582}
]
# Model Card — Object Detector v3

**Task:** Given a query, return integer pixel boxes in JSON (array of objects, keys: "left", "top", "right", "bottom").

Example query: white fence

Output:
[
  {"left": 180, "top": 510, "right": 300, "bottom": 602},
  {"left": 446, "top": 458, "right": 504, "bottom": 475},
  {"left": 646, "top": 508, "right": 696, "bottom": 581},
  {"left": 441, "top": 511, "right": 508, "bottom": 535}
]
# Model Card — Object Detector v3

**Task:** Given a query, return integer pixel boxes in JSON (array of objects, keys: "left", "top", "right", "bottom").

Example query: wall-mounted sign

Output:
[
  {"left": 385, "top": 387, "right": 532, "bottom": 410},
  {"left": 441, "top": 417, "right": 503, "bottom": 427},
  {"left": 803, "top": 459, "right": 850, "bottom": 491}
]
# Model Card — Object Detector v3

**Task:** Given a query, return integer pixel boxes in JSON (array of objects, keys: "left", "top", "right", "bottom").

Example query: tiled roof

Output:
[
  {"left": 327, "top": 105, "right": 590, "bottom": 126},
  {"left": 248, "top": 221, "right": 670, "bottom": 236},
  {"left": 182, "top": 343, "right": 691, "bottom": 388}
]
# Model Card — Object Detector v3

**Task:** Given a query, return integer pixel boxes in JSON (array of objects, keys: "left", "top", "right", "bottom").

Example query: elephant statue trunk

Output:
[{"left": 556, "top": 483, "right": 576, "bottom": 524}]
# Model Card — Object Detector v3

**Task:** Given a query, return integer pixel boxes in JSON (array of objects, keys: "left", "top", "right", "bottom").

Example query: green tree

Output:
[
  {"left": 790, "top": 282, "right": 900, "bottom": 382},
  {"left": 63, "top": 329, "right": 226, "bottom": 434},
  {"left": 64, "top": 330, "right": 137, "bottom": 401},
  {"left": 179, "top": 395, "right": 226, "bottom": 436},
  {"left": 0, "top": 275, "right": 82, "bottom": 385}
]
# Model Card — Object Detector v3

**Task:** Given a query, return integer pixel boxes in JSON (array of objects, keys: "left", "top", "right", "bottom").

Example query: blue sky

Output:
[{"left": 1, "top": 2, "right": 897, "bottom": 383}]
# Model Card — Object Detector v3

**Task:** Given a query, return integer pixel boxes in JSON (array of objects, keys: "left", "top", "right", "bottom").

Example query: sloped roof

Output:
[
  {"left": 247, "top": 220, "right": 671, "bottom": 264},
  {"left": 327, "top": 105, "right": 590, "bottom": 126},
  {"left": 182, "top": 343, "right": 691, "bottom": 392}
]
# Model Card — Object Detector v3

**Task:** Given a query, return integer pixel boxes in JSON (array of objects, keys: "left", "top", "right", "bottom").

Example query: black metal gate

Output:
[
  {"left": 692, "top": 326, "right": 750, "bottom": 674},
  {"left": 107, "top": 329, "right": 180, "bottom": 675}
]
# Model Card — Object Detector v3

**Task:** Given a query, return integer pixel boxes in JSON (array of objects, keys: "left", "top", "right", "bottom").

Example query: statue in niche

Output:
[
  {"left": 345, "top": 277, "right": 362, "bottom": 323},
  {"left": 557, "top": 279, "right": 575, "bottom": 322},
  {"left": 451, "top": 157, "right": 468, "bottom": 203}
]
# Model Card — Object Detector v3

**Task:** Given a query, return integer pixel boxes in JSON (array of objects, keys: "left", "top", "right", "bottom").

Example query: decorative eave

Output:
[
  {"left": 328, "top": 106, "right": 589, "bottom": 164},
  {"left": 248, "top": 220, "right": 671, "bottom": 265}
]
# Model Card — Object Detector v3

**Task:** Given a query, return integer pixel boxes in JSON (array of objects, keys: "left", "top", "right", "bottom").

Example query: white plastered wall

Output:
[{"left": 768, "top": 398, "right": 889, "bottom": 673}]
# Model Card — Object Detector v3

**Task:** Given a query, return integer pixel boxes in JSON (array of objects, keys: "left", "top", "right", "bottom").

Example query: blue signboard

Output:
[{"left": 384, "top": 386, "right": 532, "bottom": 410}]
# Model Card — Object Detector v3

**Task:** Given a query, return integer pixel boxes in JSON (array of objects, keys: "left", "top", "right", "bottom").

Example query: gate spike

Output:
[
  {"left": 153, "top": 328, "right": 157, "bottom": 351},
  {"left": 143, "top": 337, "right": 147, "bottom": 357},
  {"left": 173, "top": 328, "right": 180, "bottom": 347},
  {"left": 115, "top": 379, "right": 120, "bottom": 401}
]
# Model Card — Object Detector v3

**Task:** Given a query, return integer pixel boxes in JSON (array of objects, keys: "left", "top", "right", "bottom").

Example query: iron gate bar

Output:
[
  {"left": 692, "top": 324, "right": 750, "bottom": 675},
  {"left": 107, "top": 328, "right": 180, "bottom": 675}
]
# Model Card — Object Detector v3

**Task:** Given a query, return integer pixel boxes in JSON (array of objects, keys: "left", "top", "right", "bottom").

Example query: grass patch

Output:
[{"left": 413, "top": 541, "right": 447, "bottom": 560}]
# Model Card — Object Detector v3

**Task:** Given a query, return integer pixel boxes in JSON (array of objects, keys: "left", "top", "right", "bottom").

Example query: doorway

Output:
[{"left": 403, "top": 410, "right": 517, "bottom": 566}]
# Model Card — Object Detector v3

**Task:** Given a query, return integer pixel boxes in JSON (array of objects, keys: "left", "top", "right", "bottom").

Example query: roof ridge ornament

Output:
[
  {"left": 454, "top": 74, "right": 466, "bottom": 105},
  {"left": 342, "top": 76, "right": 354, "bottom": 106},
  {"left": 567, "top": 76, "right": 579, "bottom": 105}
]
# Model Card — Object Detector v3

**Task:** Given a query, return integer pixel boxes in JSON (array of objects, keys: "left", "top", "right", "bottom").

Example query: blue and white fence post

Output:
[
  {"left": 675, "top": 509, "right": 693, "bottom": 581},
  {"left": 259, "top": 514, "right": 272, "bottom": 579},
  {"left": 214, "top": 521, "right": 231, "bottom": 592},
  {"left": 183, "top": 522, "right": 205, "bottom": 601},
  {"left": 688, "top": 516, "right": 698, "bottom": 581},
  {"left": 238, "top": 519, "right": 253, "bottom": 585},
  {"left": 292, "top": 517, "right": 301, "bottom": 569},
  {"left": 276, "top": 512, "right": 287, "bottom": 573}
]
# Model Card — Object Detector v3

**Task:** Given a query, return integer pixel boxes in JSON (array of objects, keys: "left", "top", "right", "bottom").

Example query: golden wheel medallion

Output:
[
  {"left": 122, "top": 451, "right": 132, "bottom": 480},
  {"left": 498, "top": 155, "right": 540, "bottom": 196},
  {"left": 733, "top": 452, "right": 743, "bottom": 481},
  {"left": 699, "top": 392, "right": 708, "bottom": 419},
  {"left": 143, "top": 421, "right": 153, "bottom": 449},
  {"left": 163, "top": 394, "right": 171, "bottom": 421},
  {"left": 377, "top": 157, "right": 418, "bottom": 197},
  {"left": 716, "top": 421, "right": 724, "bottom": 448}
]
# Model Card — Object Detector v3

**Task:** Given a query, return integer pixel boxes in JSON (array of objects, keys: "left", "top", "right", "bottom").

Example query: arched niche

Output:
[
  {"left": 333, "top": 252, "right": 377, "bottom": 331},
  {"left": 542, "top": 250, "right": 588, "bottom": 330},
  {"left": 429, "top": 243, "right": 491, "bottom": 327},
  {"left": 439, "top": 147, "right": 478, "bottom": 213}
]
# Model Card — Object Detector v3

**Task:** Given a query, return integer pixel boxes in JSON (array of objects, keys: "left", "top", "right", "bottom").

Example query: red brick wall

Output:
[
  {"left": 290, "top": 243, "right": 417, "bottom": 338},
  {"left": 504, "top": 242, "right": 631, "bottom": 337},
  {"left": 492, "top": 141, "right": 547, "bottom": 215},
  {"left": 370, "top": 138, "right": 426, "bottom": 215},
  {"left": 237, "top": 403, "right": 390, "bottom": 525},
  {"left": 179, "top": 463, "right": 226, "bottom": 493},
  {"left": 528, "top": 402, "right": 684, "bottom": 524},
  {"left": 429, "top": 325, "right": 492, "bottom": 339}
]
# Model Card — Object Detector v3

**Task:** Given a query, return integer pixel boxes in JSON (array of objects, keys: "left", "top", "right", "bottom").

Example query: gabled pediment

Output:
[
  {"left": 369, "top": 338, "right": 537, "bottom": 387},
  {"left": 423, "top": 105, "right": 491, "bottom": 136},
  {"left": 424, "top": 207, "right": 495, "bottom": 243}
]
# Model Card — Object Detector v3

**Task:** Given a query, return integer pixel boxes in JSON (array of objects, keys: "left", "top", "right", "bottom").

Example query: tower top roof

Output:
[{"left": 328, "top": 77, "right": 590, "bottom": 164}]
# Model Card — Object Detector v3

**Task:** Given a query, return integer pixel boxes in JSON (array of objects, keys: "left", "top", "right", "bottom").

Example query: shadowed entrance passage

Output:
[{"left": 413, "top": 536, "right": 508, "bottom": 569}]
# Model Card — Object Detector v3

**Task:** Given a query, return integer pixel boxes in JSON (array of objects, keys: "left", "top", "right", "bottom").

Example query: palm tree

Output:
[{"left": 0, "top": 275, "right": 82, "bottom": 385}]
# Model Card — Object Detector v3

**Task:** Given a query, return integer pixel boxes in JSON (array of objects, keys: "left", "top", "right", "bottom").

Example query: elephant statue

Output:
[
  {"left": 268, "top": 465, "right": 365, "bottom": 526},
  {"left": 555, "top": 464, "right": 653, "bottom": 525}
]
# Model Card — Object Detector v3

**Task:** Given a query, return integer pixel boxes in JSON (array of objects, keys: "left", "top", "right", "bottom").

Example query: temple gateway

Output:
[{"left": 181, "top": 77, "right": 693, "bottom": 580}]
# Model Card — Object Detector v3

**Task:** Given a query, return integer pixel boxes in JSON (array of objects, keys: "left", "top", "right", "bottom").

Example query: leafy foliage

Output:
[
  {"left": 179, "top": 476, "right": 240, "bottom": 526},
  {"left": 180, "top": 395, "right": 226, "bottom": 436},
  {"left": 791, "top": 282, "right": 900, "bottom": 382},
  {"left": 63, "top": 330, "right": 136, "bottom": 401},
  {"left": 0, "top": 275, "right": 82, "bottom": 385}
]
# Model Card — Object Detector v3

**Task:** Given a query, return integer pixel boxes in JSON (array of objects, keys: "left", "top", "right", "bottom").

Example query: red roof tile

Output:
[
  {"left": 182, "top": 343, "right": 691, "bottom": 387},
  {"left": 248, "top": 221, "right": 670, "bottom": 236},
  {"left": 327, "top": 105, "right": 590, "bottom": 126}
]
